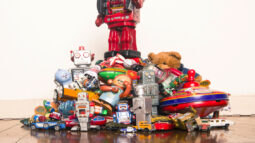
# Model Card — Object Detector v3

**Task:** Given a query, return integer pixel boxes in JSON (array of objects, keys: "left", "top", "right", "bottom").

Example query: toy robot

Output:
[
  {"left": 132, "top": 85, "right": 152, "bottom": 125},
  {"left": 75, "top": 92, "right": 94, "bottom": 131},
  {"left": 70, "top": 46, "right": 94, "bottom": 68},
  {"left": 96, "top": 0, "right": 145, "bottom": 59},
  {"left": 115, "top": 101, "right": 132, "bottom": 124},
  {"left": 70, "top": 46, "right": 95, "bottom": 85},
  {"left": 137, "top": 69, "right": 159, "bottom": 115}
]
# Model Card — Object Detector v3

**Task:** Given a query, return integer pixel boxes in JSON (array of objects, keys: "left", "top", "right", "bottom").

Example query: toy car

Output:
[
  {"left": 133, "top": 121, "right": 156, "bottom": 132},
  {"left": 154, "top": 122, "right": 174, "bottom": 131},
  {"left": 49, "top": 112, "right": 61, "bottom": 120},
  {"left": 120, "top": 127, "right": 137, "bottom": 133},
  {"left": 64, "top": 118, "right": 79, "bottom": 128},
  {"left": 206, "top": 119, "right": 234, "bottom": 129},
  {"left": 197, "top": 119, "right": 211, "bottom": 131},
  {"left": 30, "top": 121, "right": 66, "bottom": 131},
  {"left": 90, "top": 116, "right": 107, "bottom": 126}
]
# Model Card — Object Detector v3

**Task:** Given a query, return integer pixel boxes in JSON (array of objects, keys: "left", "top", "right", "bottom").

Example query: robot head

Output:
[
  {"left": 77, "top": 92, "right": 89, "bottom": 101},
  {"left": 117, "top": 102, "right": 129, "bottom": 111},
  {"left": 113, "top": 75, "right": 132, "bottom": 88},
  {"left": 138, "top": 69, "right": 155, "bottom": 84},
  {"left": 71, "top": 46, "right": 92, "bottom": 67},
  {"left": 55, "top": 69, "right": 72, "bottom": 86}
]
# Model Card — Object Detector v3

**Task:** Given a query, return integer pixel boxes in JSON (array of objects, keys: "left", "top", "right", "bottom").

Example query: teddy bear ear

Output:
[
  {"left": 148, "top": 53, "right": 155, "bottom": 61},
  {"left": 168, "top": 52, "right": 182, "bottom": 60}
]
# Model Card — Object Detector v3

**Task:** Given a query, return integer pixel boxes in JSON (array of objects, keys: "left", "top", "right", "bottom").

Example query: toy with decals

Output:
[
  {"left": 58, "top": 100, "right": 75, "bottom": 117},
  {"left": 114, "top": 101, "right": 132, "bottom": 124},
  {"left": 43, "top": 100, "right": 58, "bottom": 113},
  {"left": 30, "top": 121, "right": 66, "bottom": 131},
  {"left": 98, "top": 67, "right": 138, "bottom": 81},
  {"left": 93, "top": 74, "right": 132, "bottom": 115},
  {"left": 160, "top": 70, "right": 230, "bottom": 117},
  {"left": 96, "top": 0, "right": 144, "bottom": 59}
]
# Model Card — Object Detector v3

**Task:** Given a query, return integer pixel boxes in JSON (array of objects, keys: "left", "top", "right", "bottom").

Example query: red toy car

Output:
[
  {"left": 64, "top": 119, "right": 79, "bottom": 128},
  {"left": 49, "top": 112, "right": 61, "bottom": 120},
  {"left": 90, "top": 116, "right": 107, "bottom": 126},
  {"left": 154, "top": 122, "right": 175, "bottom": 131}
]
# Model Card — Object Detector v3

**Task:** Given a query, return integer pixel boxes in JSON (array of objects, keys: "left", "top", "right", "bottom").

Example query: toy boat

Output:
[{"left": 160, "top": 87, "right": 229, "bottom": 117}]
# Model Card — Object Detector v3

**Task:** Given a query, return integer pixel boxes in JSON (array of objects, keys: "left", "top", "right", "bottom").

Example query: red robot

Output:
[{"left": 96, "top": 0, "right": 144, "bottom": 59}]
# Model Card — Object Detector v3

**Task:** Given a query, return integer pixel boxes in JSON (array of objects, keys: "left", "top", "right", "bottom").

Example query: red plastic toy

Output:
[
  {"left": 96, "top": 0, "right": 144, "bottom": 59},
  {"left": 154, "top": 122, "right": 175, "bottom": 131}
]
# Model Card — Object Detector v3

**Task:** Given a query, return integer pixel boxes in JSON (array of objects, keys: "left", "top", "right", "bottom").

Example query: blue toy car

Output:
[
  {"left": 31, "top": 121, "right": 66, "bottom": 131},
  {"left": 120, "top": 127, "right": 137, "bottom": 133}
]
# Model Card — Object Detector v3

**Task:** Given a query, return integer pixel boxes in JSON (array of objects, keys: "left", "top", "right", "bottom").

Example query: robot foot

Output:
[
  {"left": 104, "top": 51, "right": 118, "bottom": 59},
  {"left": 119, "top": 50, "right": 141, "bottom": 58}
]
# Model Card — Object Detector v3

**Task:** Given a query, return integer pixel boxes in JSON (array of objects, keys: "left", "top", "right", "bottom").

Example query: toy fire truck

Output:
[
  {"left": 137, "top": 69, "right": 159, "bottom": 115},
  {"left": 75, "top": 92, "right": 94, "bottom": 131}
]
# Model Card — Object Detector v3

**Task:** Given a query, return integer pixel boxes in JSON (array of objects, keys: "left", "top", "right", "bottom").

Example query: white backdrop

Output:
[{"left": 0, "top": 0, "right": 254, "bottom": 100}]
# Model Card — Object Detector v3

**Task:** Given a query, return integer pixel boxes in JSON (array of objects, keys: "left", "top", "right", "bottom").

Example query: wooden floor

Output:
[{"left": 0, "top": 117, "right": 254, "bottom": 143}]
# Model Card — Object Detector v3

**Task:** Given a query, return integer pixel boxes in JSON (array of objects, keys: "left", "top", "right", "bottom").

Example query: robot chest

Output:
[{"left": 108, "top": 0, "right": 125, "bottom": 14}]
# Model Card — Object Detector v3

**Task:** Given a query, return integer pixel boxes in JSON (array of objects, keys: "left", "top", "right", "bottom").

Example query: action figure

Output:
[{"left": 96, "top": 0, "right": 145, "bottom": 59}]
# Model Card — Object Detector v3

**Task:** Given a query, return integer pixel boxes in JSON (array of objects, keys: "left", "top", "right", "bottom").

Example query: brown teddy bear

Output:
[{"left": 148, "top": 51, "right": 202, "bottom": 82}]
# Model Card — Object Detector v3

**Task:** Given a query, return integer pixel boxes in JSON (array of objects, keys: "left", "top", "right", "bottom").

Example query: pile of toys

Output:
[
  {"left": 21, "top": 0, "right": 233, "bottom": 133},
  {"left": 20, "top": 46, "right": 233, "bottom": 133}
]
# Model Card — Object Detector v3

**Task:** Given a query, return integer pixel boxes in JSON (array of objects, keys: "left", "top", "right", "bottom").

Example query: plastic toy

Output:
[
  {"left": 94, "top": 74, "right": 132, "bottom": 114},
  {"left": 83, "top": 69, "right": 100, "bottom": 90},
  {"left": 34, "top": 106, "right": 47, "bottom": 116},
  {"left": 70, "top": 46, "right": 94, "bottom": 68},
  {"left": 96, "top": 0, "right": 144, "bottom": 59},
  {"left": 120, "top": 127, "right": 137, "bottom": 133},
  {"left": 133, "top": 121, "right": 156, "bottom": 132},
  {"left": 132, "top": 85, "right": 152, "bottom": 125},
  {"left": 115, "top": 102, "right": 132, "bottom": 124},
  {"left": 151, "top": 115, "right": 172, "bottom": 123},
  {"left": 75, "top": 92, "right": 93, "bottom": 131},
  {"left": 30, "top": 121, "right": 66, "bottom": 131},
  {"left": 43, "top": 100, "right": 58, "bottom": 113}
]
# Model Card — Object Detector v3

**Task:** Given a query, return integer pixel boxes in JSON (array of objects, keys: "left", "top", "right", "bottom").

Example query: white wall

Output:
[{"left": 0, "top": 0, "right": 254, "bottom": 100}]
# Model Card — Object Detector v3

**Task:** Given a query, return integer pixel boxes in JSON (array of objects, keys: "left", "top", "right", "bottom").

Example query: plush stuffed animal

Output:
[{"left": 148, "top": 51, "right": 202, "bottom": 82}]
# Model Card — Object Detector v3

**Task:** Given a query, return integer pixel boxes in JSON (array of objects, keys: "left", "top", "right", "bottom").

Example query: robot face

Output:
[
  {"left": 78, "top": 92, "right": 89, "bottom": 100},
  {"left": 139, "top": 69, "right": 156, "bottom": 84},
  {"left": 73, "top": 50, "right": 91, "bottom": 66}
]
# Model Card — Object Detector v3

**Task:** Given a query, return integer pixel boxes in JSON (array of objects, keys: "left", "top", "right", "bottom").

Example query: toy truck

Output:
[{"left": 133, "top": 121, "right": 156, "bottom": 132}]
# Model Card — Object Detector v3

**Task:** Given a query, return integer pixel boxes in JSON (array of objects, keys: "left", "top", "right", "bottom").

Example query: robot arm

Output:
[{"left": 132, "top": 0, "right": 144, "bottom": 9}]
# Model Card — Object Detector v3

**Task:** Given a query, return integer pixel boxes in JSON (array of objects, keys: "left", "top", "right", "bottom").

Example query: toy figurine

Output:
[
  {"left": 114, "top": 101, "right": 132, "bottom": 124},
  {"left": 137, "top": 68, "right": 159, "bottom": 115},
  {"left": 96, "top": 0, "right": 145, "bottom": 59},
  {"left": 75, "top": 92, "right": 94, "bottom": 131},
  {"left": 132, "top": 85, "right": 152, "bottom": 125},
  {"left": 93, "top": 74, "right": 132, "bottom": 114}
]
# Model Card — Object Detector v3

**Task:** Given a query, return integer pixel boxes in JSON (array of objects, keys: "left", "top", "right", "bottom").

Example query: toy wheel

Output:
[
  {"left": 31, "top": 125, "right": 36, "bottom": 130},
  {"left": 43, "top": 123, "right": 49, "bottom": 129},
  {"left": 225, "top": 124, "right": 230, "bottom": 129},
  {"left": 144, "top": 128, "right": 149, "bottom": 132},
  {"left": 124, "top": 131, "right": 126, "bottom": 134},
  {"left": 54, "top": 125, "right": 60, "bottom": 131}
]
